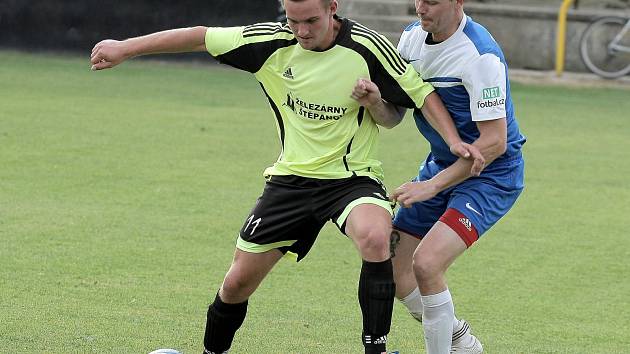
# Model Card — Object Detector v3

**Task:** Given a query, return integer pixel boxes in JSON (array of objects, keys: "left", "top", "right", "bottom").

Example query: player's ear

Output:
[{"left": 330, "top": 0, "right": 338, "bottom": 15}]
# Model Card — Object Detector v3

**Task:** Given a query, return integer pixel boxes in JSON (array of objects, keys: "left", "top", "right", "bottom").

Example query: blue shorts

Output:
[{"left": 393, "top": 154, "right": 524, "bottom": 241}]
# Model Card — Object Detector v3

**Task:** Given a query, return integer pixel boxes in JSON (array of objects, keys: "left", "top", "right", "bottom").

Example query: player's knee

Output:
[
  {"left": 355, "top": 228, "right": 391, "bottom": 258},
  {"left": 412, "top": 255, "right": 441, "bottom": 283},
  {"left": 221, "top": 275, "right": 254, "bottom": 302}
]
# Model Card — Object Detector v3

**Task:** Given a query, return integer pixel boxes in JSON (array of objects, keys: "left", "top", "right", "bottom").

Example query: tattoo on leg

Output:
[{"left": 390, "top": 230, "right": 401, "bottom": 258}]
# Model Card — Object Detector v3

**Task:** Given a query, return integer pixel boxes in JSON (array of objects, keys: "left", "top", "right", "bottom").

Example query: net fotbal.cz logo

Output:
[{"left": 478, "top": 86, "right": 505, "bottom": 109}]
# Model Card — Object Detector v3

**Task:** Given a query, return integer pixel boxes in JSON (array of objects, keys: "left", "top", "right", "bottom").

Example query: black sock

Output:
[
  {"left": 358, "top": 259, "right": 396, "bottom": 354},
  {"left": 203, "top": 292, "right": 248, "bottom": 353}
]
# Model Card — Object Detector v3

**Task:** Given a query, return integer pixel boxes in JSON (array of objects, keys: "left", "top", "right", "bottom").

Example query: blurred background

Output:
[
  {"left": 337, "top": 0, "right": 630, "bottom": 75},
  {"left": 0, "top": 0, "right": 280, "bottom": 52},
  {"left": 1, "top": 0, "right": 629, "bottom": 75}
]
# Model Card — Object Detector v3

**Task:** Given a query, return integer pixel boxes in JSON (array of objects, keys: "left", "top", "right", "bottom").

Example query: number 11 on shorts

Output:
[{"left": 244, "top": 214, "right": 262, "bottom": 235}]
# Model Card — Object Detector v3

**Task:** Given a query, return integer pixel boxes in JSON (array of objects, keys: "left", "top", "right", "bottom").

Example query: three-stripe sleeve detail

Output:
[
  {"left": 243, "top": 23, "right": 293, "bottom": 38},
  {"left": 351, "top": 24, "right": 406, "bottom": 76}
]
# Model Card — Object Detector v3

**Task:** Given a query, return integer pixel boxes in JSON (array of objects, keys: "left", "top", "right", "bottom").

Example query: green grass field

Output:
[{"left": 1, "top": 50, "right": 629, "bottom": 353}]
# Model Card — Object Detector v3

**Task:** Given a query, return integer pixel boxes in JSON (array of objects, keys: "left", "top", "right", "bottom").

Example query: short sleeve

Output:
[
  {"left": 205, "top": 24, "right": 296, "bottom": 73},
  {"left": 205, "top": 27, "right": 245, "bottom": 57},
  {"left": 462, "top": 53, "right": 507, "bottom": 121}
]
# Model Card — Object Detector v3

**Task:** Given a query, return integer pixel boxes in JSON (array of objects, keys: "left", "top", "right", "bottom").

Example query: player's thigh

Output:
[
  {"left": 414, "top": 221, "right": 467, "bottom": 274},
  {"left": 227, "top": 248, "right": 283, "bottom": 281}
]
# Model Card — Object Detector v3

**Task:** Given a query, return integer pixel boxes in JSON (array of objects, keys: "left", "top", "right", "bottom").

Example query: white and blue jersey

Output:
[
  {"left": 393, "top": 15, "right": 525, "bottom": 242},
  {"left": 398, "top": 15, "right": 525, "bottom": 166}
]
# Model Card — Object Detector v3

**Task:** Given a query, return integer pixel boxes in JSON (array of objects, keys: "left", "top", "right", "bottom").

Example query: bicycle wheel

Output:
[{"left": 580, "top": 17, "right": 630, "bottom": 79}]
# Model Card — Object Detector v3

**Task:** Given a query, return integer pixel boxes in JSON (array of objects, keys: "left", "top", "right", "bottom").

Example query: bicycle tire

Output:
[{"left": 580, "top": 16, "right": 630, "bottom": 79}]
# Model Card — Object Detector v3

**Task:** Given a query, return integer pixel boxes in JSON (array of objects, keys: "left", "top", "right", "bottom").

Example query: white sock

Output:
[
  {"left": 399, "top": 287, "right": 423, "bottom": 321},
  {"left": 400, "top": 287, "right": 461, "bottom": 336},
  {"left": 421, "top": 289, "right": 455, "bottom": 354}
]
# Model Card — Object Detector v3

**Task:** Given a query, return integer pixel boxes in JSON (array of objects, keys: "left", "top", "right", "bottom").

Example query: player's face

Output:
[
  {"left": 285, "top": 0, "right": 337, "bottom": 50},
  {"left": 415, "top": 0, "right": 462, "bottom": 40}
]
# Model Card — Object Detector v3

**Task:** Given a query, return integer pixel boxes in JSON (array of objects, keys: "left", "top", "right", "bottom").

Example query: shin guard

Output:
[
  {"left": 203, "top": 293, "right": 248, "bottom": 353},
  {"left": 358, "top": 259, "right": 396, "bottom": 354}
]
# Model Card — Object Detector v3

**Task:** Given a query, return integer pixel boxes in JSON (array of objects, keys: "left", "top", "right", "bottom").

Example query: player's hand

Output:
[
  {"left": 351, "top": 78, "right": 382, "bottom": 108},
  {"left": 450, "top": 142, "right": 485, "bottom": 176},
  {"left": 391, "top": 181, "right": 439, "bottom": 208},
  {"left": 90, "top": 39, "right": 129, "bottom": 71}
]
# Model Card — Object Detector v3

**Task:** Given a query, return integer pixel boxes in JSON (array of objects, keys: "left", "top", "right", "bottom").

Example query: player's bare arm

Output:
[
  {"left": 392, "top": 117, "right": 507, "bottom": 207},
  {"left": 90, "top": 26, "right": 208, "bottom": 71},
  {"left": 350, "top": 78, "right": 406, "bottom": 129}
]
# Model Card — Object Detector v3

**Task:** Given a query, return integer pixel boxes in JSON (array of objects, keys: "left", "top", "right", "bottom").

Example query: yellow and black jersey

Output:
[{"left": 205, "top": 17, "right": 434, "bottom": 182}]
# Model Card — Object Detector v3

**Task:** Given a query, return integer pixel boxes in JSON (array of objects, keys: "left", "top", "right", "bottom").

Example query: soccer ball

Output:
[{"left": 148, "top": 349, "right": 182, "bottom": 354}]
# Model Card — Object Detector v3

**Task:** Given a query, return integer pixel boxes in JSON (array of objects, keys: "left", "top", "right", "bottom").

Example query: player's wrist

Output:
[
  {"left": 123, "top": 40, "right": 140, "bottom": 59},
  {"left": 447, "top": 138, "right": 464, "bottom": 149},
  {"left": 424, "top": 179, "right": 442, "bottom": 195},
  {"left": 363, "top": 97, "right": 384, "bottom": 110}
]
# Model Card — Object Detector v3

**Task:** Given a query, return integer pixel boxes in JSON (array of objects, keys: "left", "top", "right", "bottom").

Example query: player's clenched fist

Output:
[
  {"left": 350, "top": 78, "right": 382, "bottom": 108},
  {"left": 90, "top": 39, "right": 129, "bottom": 71}
]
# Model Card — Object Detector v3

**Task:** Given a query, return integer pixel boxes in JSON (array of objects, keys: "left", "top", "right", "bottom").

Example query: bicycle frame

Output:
[
  {"left": 579, "top": 10, "right": 630, "bottom": 78},
  {"left": 609, "top": 19, "right": 630, "bottom": 54}
]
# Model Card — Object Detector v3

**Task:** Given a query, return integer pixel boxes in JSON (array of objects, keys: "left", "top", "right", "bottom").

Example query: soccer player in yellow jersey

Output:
[{"left": 91, "top": 0, "right": 483, "bottom": 352}]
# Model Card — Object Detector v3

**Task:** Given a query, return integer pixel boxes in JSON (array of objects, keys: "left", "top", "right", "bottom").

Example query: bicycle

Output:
[{"left": 580, "top": 15, "right": 630, "bottom": 79}]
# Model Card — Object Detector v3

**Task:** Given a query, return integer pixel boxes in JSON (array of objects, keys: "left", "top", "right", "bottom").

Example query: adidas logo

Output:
[
  {"left": 283, "top": 67, "right": 294, "bottom": 79},
  {"left": 459, "top": 217, "right": 472, "bottom": 231},
  {"left": 373, "top": 335, "right": 387, "bottom": 344}
]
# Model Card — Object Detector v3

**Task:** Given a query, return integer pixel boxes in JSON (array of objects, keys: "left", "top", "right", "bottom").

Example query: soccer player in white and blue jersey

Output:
[
  {"left": 392, "top": 0, "right": 526, "bottom": 352},
  {"left": 353, "top": 0, "right": 525, "bottom": 352}
]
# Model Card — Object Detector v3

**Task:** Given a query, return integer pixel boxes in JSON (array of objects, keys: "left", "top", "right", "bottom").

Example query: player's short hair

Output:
[{"left": 279, "top": 0, "right": 333, "bottom": 10}]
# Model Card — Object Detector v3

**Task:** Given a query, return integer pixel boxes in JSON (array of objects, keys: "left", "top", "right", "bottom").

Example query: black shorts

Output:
[{"left": 236, "top": 175, "right": 392, "bottom": 261}]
